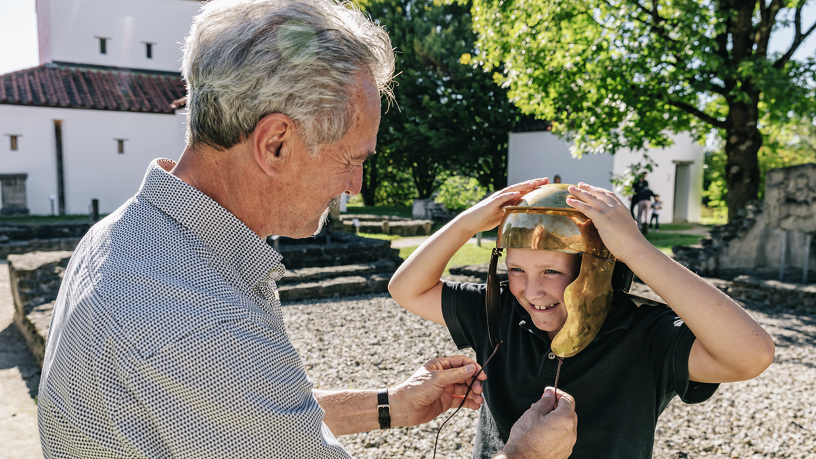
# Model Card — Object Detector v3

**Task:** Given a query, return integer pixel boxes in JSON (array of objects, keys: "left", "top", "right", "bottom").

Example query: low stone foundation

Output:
[
  {"left": 338, "top": 214, "right": 434, "bottom": 237},
  {"left": 7, "top": 251, "right": 72, "bottom": 366}
]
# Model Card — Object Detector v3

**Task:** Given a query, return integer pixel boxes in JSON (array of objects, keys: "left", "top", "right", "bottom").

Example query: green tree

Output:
[
  {"left": 705, "top": 116, "right": 816, "bottom": 208},
  {"left": 361, "top": 0, "right": 520, "bottom": 202},
  {"left": 468, "top": 0, "right": 816, "bottom": 221}
]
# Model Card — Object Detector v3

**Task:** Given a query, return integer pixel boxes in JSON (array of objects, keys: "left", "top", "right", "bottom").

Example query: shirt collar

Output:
[{"left": 137, "top": 159, "right": 283, "bottom": 286}]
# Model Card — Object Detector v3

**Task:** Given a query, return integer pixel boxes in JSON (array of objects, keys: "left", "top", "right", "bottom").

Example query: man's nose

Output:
[{"left": 345, "top": 165, "right": 364, "bottom": 196}]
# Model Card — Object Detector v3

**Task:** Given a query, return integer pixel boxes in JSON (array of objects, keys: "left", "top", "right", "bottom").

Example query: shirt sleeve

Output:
[
  {"left": 640, "top": 307, "right": 719, "bottom": 404},
  {"left": 122, "top": 319, "right": 351, "bottom": 459},
  {"left": 441, "top": 281, "right": 490, "bottom": 351}
]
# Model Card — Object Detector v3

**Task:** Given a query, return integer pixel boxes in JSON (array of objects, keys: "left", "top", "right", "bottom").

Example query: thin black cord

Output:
[
  {"left": 553, "top": 357, "right": 564, "bottom": 408},
  {"left": 432, "top": 342, "right": 502, "bottom": 459}
]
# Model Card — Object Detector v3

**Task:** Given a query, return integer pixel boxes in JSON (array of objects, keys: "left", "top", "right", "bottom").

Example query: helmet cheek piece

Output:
[{"left": 486, "top": 184, "right": 632, "bottom": 357}]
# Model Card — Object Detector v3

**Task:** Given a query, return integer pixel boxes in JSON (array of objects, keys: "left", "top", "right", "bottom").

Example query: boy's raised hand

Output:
[
  {"left": 460, "top": 178, "right": 550, "bottom": 234},
  {"left": 564, "top": 183, "right": 647, "bottom": 263}
]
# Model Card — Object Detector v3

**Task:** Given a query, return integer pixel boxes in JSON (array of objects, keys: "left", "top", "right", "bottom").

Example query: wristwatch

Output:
[{"left": 377, "top": 388, "right": 391, "bottom": 429}]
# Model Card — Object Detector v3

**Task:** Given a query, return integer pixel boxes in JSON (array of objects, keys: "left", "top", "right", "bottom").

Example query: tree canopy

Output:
[
  {"left": 468, "top": 0, "right": 816, "bottom": 220},
  {"left": 359, "top": 0, "right": 520, "bottom": 204}
]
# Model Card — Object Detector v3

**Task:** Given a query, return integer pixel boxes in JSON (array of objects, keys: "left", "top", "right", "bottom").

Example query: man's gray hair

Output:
[{"left": 182, "top": 0, "right": 394, "bottom": 152}]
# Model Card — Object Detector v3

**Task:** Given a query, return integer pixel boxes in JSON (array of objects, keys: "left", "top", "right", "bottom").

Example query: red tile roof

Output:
[{"left": 0, "top": 64, "right": 186, "bottom": 114}]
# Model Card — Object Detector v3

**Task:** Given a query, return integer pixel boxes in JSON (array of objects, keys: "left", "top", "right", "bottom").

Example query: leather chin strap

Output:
[{"left": 486, "top": 248, "right": 503, "bottom": 349}]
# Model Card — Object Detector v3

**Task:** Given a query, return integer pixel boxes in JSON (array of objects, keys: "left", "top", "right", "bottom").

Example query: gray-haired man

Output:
[{"left": 38, "top": 1, "right": 576, "bottom": 458}]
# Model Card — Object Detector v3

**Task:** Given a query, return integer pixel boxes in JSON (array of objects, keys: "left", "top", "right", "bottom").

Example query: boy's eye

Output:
[
  {"left": 509, "top": 267, "right": 524, "bottom": 273},
  {"left": 544, "top": 269, "right": 561, "bottom": 275}
]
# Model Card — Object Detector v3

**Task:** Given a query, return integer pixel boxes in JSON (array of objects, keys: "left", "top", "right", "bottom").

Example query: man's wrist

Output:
[{"left": 377, "top": 388, "right": 391, "bottom": 429}]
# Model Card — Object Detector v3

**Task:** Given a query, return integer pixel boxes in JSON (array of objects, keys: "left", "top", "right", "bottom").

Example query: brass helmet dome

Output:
[{"left": 486, "top": 184, "right": 618, "bottom": 358}]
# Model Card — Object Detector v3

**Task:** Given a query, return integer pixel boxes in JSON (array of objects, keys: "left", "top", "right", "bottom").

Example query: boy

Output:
[
  {"left": 650, "top": 195, "right": 663, "bottom": 230},
  {"left": 389, "top": 179, "right": 774, "bottom": 459}
]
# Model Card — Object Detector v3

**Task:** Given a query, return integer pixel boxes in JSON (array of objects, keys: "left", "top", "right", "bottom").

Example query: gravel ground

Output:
[{"left": 282, "top": 290, "right": 816, "bottom": 459}]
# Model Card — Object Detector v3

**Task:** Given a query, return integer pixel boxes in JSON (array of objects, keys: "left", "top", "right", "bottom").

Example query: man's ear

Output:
[{"left": 252, "top": 113, "right": 295, "bottom": 177}]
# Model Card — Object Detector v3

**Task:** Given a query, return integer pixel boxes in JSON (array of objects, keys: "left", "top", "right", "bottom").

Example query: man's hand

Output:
[
  {"left": 497, "top": 388, "right": 577, "bottom": 459},
  {"left": 389, "top": 355, "right": 487, "bottom": 427}
]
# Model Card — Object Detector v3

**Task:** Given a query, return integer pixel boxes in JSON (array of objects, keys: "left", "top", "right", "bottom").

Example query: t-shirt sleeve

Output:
[
  {"left": 441, "top": 281, "right": 490, "bottom": 351},
  {"left": 128, "top": 319, "right": 351, "bottom": 459},
  {"left": 641, "top": 307, "right": 719, "bottom": 404}
]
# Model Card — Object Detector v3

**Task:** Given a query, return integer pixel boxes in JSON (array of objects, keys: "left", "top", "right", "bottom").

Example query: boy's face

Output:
[{"left": 506, "top": 248, "right": 581, "bottom": 340}]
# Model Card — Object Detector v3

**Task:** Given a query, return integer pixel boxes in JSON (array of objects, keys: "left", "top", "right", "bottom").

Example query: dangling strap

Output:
[{"left": 486, "top": 248, "right": 503, "bottom": 349}]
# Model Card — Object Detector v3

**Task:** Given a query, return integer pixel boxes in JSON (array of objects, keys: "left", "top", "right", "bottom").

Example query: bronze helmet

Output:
[{"left": 486, "top": 184, "right": 618, "bottom": 357}]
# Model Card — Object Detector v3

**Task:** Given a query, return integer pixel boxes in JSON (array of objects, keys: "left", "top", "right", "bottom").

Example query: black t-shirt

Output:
[{"left": 441, "top": 281, "right": 718, "bottom": 459}]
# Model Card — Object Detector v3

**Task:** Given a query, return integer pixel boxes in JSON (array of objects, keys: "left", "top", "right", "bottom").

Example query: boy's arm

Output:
[
  {"left": 566, "top": 183, "right": 775, "bottom": 384},
  {"left": 388, "top": 179, "right": 549, "bottom": 325}
]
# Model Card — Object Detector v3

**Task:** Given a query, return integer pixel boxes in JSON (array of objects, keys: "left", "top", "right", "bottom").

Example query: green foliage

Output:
[
  {"left": 360, "top": 0, "right": 521, "bottom": 200},
  {"left": 704, "top": 116, "right": 816, "bottom": 211},
  {"left": 467, "top": 0, "right": 816, "bottom": 219},
  {"left": 435, "top": 175, "right": 490, "bottom": 211},
  {"left": 611, "top": 155, "right": 657, "bottom": 197}
]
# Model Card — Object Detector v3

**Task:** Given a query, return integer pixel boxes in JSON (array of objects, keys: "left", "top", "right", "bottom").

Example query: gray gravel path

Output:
[{"left": 282, "top": 292, "right": 816, "bottom": 459}]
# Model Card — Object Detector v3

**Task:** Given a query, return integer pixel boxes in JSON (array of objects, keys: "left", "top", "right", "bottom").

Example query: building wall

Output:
[
  {"left": 0, "top": 105, "right": 185, "bottom": 215},
  {"left": 611, "top": 132, "right": 705, "bottom": 223},
  {"left": 507, "top": 131, "right": 615, "bottom": 189},
  {"left": 507, "top": 131, "right": 705, "bottom": 223},
  {"left": 36, "top": 0, "right": 203, "bottom": 72}
]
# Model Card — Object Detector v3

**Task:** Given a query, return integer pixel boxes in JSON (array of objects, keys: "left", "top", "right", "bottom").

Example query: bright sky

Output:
[{"left": 0, "top": 0, "right": 814, "bottom": 76}]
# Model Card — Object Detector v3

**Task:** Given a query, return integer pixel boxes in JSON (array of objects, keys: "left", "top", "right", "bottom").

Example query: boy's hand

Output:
[
  {"left": 565, "top": 183, "right": 648, "bottom": 263},
  {"left": 459, "top": 178, "right": 550, "bottom": 234}
]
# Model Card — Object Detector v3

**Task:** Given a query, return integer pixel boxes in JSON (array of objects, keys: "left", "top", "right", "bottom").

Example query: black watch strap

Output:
[{"left": 377, "top": 388, "right": 391, "bottom": 429}]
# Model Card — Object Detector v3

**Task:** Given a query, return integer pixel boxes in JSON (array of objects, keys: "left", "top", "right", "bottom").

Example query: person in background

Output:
[
  {"left": 635, "top": 185, "right": 656, "bottom": 235},
  {"left": 650, "top": 195, "right": 663, "bottom": 231},
  {"left": 630, "top": 173, "right": 649, "bottom": 220},
  {"left": 553, "top": 175, "right": 562, "bottom": 184}
]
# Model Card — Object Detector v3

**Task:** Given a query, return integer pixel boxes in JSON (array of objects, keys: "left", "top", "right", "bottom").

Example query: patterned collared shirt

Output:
[{"left": 38, "top": 159, "right": 351, "bottom": 459}]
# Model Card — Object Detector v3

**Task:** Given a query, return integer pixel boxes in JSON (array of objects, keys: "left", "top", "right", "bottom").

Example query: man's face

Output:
[
  {"left": 284, "top": 75, "right": 380, "bottom": 238},
  {"left": 506, "top": 248, "right": 581, "bottom": 339}
]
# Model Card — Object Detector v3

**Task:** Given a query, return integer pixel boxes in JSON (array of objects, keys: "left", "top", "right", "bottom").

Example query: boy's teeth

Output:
[{"left": 533, "top": 303, "right": 557, "bottom": 310}]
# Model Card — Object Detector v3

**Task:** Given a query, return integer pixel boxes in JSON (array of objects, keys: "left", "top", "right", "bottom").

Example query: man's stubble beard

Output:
[{"left": 314, "top": 194, "right": 343, "bottom": 236}]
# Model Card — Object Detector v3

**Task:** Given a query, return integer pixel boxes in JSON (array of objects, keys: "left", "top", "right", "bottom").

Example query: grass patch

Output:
[
  {"left": 645, "top": 232, "right": 704, "bottom": 256},
  {"left": 0, "top": 214, "right": 104, "bottom": 224},
  {"left": 344, "top": 206, "right": 412, "bottom": 218},
  {"left": 658, "top": 224, "right": 693, "bottom": 231},
  {"left": 356, "top": 232, "right": 403, "bottom": 241},
  {"left": 400, "top": 243, "right": 498, "bottom": 276}
]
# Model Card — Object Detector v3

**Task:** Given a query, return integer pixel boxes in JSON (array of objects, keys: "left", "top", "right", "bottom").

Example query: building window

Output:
[
  {"left": 98, "top": 37, "right": 108, "bottom": 54},
  {"left": 145, "top": 43, "right": 154, "bottom": 59},
  {"left": 8, "top": 135, "right": 20, "bottom": 151},
  {"left": 115, "top": 139, "right": 127, "bottom": 154}
]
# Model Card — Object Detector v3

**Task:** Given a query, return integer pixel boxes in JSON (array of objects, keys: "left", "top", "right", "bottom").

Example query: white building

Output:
[
  {"left": 507, "top": 120, "right": 705, "bottom": 223},
  {"left": 0, "top": 0, "right": 201, "bottom": 215}
]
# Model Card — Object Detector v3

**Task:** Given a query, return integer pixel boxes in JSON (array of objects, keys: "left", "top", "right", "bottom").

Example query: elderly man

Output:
[{"left": 38, "top": 1, "right": 576, "bottom": 458}]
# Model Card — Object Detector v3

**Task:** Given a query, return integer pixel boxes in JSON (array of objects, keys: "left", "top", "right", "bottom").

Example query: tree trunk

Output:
[
  {"left": 412, "top": 161, "right": 439, "bottom": 199},
  {"left": 361, "top": 158, "right": 379, "bottom": 206},
  {"left": 724, "top": 103, "right": 762, "bottom": 222}
]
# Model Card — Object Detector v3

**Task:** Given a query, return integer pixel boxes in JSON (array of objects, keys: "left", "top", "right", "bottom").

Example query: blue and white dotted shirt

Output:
[{"left": 38, "top": 159, "right": 350, "bottom": 459}]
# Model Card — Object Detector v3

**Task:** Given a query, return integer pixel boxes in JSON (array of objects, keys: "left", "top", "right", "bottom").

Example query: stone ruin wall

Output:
[{"left": 674, "top": 163, "right": 816, "bottom": 279}]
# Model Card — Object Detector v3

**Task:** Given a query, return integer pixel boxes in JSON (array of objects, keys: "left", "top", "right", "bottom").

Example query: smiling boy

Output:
[{"left": 389, "top": 179, "right": 775, "bottom": 459}]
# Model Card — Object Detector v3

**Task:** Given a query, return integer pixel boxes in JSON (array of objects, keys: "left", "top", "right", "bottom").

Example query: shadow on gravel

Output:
[{"left": 0, "top": 322, "right": 41, "bottom": 400}]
